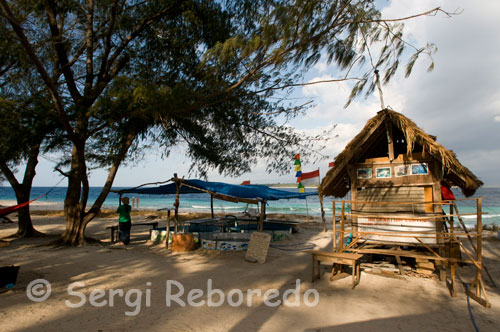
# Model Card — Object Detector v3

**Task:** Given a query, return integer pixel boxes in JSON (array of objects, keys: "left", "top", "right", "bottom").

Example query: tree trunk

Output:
[
  {"left": 0, "top": 146, "right": 43, "bottom": 238},
  {"left": 58, "top": 132, "right": 136, "bottom": 246},
  {"left": 58, "top": 143, "right": 87, "bottom": 245},
  {"left": 14, "top": 192, "right": 44, "bottom": 238}
]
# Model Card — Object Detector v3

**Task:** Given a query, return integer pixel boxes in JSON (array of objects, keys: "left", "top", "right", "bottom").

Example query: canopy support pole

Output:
[
  {"left": 173, "top": 174, "right": 180, "bottom": 233},
  {"left": 259, "top": 200, "right": 266, "bottom": 232},
  {"left": 210, "top": 195, "right": 214, "bottom": 218}
]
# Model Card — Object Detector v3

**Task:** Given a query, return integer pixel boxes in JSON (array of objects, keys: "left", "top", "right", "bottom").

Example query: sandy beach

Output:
[{"left": 1, "top": 211, "right": 499, "bottom": 332}]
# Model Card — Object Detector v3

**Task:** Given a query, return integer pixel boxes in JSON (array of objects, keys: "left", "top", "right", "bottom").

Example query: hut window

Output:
[
  {"left": 357, "top": 168, "right": 372, "bottom": 179},
  {"left": 411, "top": 163, "right": 428, "bottom": 175},
  {"left": 376, "top": 167, "right": 391, "bottom": 178}
]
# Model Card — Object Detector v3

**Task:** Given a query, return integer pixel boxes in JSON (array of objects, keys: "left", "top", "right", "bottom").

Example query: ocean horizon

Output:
[{"left": 1, "top": 186, "right": 500, "bottom": 225}]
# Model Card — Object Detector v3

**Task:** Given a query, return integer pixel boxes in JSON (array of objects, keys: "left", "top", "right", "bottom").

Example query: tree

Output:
[
  {"left": 0, "top": 0, "right": 448, "bottom": 245},
  {"left": 0, "top": 19, "right": 64, "bottom": 237}
]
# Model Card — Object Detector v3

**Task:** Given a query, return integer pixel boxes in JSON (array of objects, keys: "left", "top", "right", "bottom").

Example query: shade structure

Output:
[{"left": 114, "top": 179, "right": 318, "bottom": 204}]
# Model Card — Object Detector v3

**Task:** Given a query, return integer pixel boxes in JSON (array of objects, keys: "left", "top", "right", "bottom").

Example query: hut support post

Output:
[
  {"left": 385, "top": 120, "right": 394, "bottom": 161},
  {"left": 340, "top": 200, "right": 345, "bottom": 250},
  {"left": 319, "top": 195, "right": 326, "bottom": 232},
  {"left": 333, "top": 201, "right": 337, "bottom": 251}
]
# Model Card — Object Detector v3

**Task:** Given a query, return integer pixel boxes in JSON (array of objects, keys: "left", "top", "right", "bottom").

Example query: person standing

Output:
[{"left": 116, "top": 196, "right": 132, "bottom": 245}]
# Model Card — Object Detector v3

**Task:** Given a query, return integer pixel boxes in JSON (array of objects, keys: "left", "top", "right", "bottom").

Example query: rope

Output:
[
  {"left": 44, "top": 176, "right": 66, "bottom": 197},
  {"left": 465, "top": 284, "right": 480, "bottom": 332},
  {"left": 0, "top": 176, "right": 65, "bottom": 217}
]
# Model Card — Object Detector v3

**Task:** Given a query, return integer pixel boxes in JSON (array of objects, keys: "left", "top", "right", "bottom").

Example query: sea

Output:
[{"left": 1, "top": 186, "right": 500, "bottom": 226}]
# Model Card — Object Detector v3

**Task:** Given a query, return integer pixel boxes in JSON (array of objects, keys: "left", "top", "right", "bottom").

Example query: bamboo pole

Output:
[
  {"left": 452, "top": 202, "right": 496, "bottom": 287},
  {"left": 476, "top": 197, "right": 483, "bottom": 297},
  {"left": 173, "top": 174, "right": 180, "bottom": 233},
  {"left": 340, "top": 201, "right": 345, "bottom": 250},
  {"left": 166, "top": 210, "right": 171, "bottom": 249},
  {"left": 259, "top": 200, "right": 266, "bottom": 232},
  {"left": 210, "top": 195, "right": 214, "bottom": 218},
  {"left": 319, "top": 194, "right": 326, "bottom": 232},
  {"left": 333, "top": 200, "right": 336, "bottom": 251}
]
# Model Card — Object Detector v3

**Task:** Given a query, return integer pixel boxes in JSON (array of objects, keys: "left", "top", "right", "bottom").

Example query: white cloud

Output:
[{"left": 288, "top": 0, "right": 500, "bottom": 186}]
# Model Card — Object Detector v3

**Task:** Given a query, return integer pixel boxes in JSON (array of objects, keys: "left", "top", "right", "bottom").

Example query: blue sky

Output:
[{"left": 28, "top": 0, "right": 500, "bottom": 187}]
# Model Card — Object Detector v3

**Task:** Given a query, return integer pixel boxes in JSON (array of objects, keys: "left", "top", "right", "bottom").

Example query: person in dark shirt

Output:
[{"left": 116, "top": 196, "right": 132, "bottom": 245}]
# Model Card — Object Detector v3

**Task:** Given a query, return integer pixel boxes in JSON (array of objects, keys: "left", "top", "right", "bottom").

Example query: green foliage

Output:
[{"left": 0, "top": 0, "right": 443, "bottom": 244}]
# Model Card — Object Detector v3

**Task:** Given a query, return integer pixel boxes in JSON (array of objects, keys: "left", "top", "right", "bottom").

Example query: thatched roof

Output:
[{"left": 319, "top": 109, "right": 483, "bottom": 197}]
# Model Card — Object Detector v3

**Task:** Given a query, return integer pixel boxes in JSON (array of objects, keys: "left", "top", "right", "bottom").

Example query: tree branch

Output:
[
  {"left": 84, "top": 0, "right": 94, "bottom": 97},
  {"left": 43, "top": 0, "right": 83, "bottom": 103},
  {"left": 84, "top": 131, "right": 137, "bottom": 223},
  {"left": 0, "top": 0, "right": 78, "bottom": 143},
  {"left": 96, "top": 1, "right": 182, "bottom": 91}
]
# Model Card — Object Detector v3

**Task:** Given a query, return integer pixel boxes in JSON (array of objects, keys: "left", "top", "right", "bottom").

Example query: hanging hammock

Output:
[{"left": 0, "top": 194, "right": 47, "bottom": 218}]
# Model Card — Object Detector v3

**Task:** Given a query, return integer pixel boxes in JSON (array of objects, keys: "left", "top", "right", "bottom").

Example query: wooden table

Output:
[{"left": 306, "top": 250, "right": 363, "bottom": 289}]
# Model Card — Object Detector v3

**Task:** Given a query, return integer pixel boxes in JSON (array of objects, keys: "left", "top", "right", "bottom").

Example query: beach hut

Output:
[
  {"left": 320, "top": 108, "right": 482, "bottom": 245},
  {"left": 318, "top": 109, "right": 490, "bottom": 307}
]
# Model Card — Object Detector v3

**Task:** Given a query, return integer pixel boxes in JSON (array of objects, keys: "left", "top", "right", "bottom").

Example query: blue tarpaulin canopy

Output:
[{"left": 115, "top": 179, "right": 317, "bottom": 203}]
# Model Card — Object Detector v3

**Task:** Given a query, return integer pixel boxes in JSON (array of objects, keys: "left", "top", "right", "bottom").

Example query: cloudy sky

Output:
[{"left": 30, "top": 0, "right": 500, "bottom": 187}]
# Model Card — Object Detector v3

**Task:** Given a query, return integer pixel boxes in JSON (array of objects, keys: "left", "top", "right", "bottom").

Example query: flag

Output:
[
  {"left": 294, "top": 154, "right": 300, "bottom": 160},
  {"left": 328, "top": 162, "right": 335, "bottom": 167},
  {"left": 300, "top": 169, "right": 320, "bottom": 186},
  {"left": 240, "top": 180, "right": 250, "bottom": 185},
  {"left": 294, "top": 164, "right": 301, "bottom": 172}
]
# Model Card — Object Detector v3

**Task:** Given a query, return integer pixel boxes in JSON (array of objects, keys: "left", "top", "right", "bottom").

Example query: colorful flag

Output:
[
  {"left": 240, "top": 180, "right": 250, "bottom": 185},
  {"left": 294, "top": 154, "right": 300, "bottom": 160},
  {"left": 300, "top": 169, "right": 320, "bottom": 186}
]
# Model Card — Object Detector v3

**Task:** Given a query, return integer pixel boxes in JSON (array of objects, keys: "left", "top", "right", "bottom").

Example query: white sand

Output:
[{"left": 1, "top": 213, "right": 499, "bottom": 332}]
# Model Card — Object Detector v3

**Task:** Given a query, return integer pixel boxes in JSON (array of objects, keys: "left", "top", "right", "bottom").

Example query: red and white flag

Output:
[{"left": 300, "top": 169, "right": 320, "bottom": 186}]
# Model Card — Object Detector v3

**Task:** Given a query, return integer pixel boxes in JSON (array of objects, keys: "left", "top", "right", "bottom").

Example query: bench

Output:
[
  {"left": 306, "top": 250, "right": 363, "bottom": 289},
  {"left": 106, "top": 222, "right": 159, "bottom": 242}
]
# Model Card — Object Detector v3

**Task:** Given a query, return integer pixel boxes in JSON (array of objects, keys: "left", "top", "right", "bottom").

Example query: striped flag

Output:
[{"left": 300, "top": 169, "right": 320, "bottom": 186}]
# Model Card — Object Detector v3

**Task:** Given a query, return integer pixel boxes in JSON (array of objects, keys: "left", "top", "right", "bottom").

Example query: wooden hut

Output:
[
  {"left": 320, "top": 108, "right": 482, "bottom": 246},
  {"left": 317, "top": 109, "right": 491, "bottom": 307}
]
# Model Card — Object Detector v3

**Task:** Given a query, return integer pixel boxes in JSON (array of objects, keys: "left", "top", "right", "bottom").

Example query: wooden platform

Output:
[{"left": 306, "top": 250, "right": 363, "bottom": 289}]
